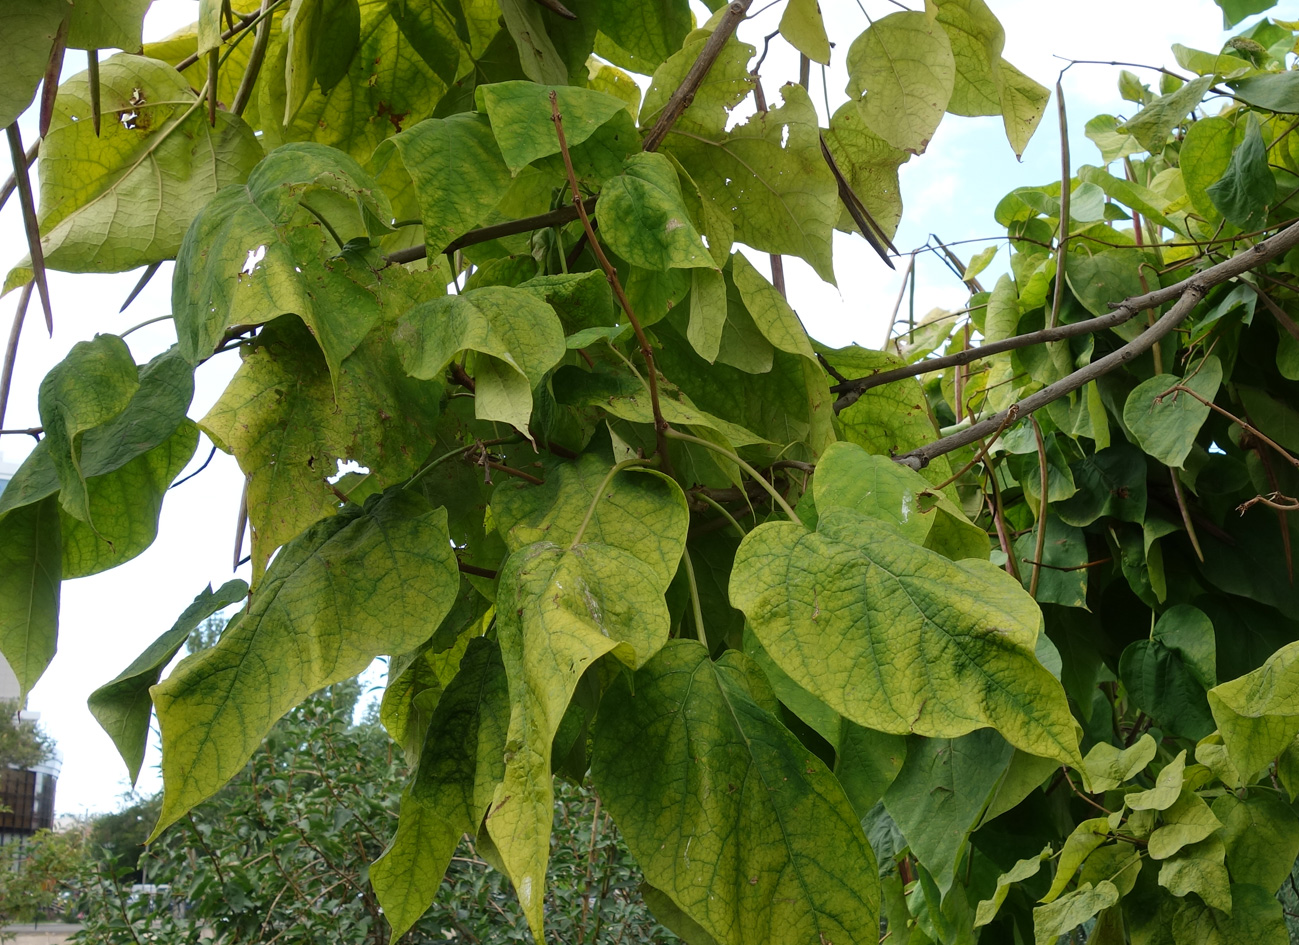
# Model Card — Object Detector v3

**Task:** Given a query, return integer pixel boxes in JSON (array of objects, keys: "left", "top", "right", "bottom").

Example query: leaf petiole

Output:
[
  {"left": 665, "top": 430, "right": 801, "bottom": 526},
  {"left": 570, "top": 458, "right": 654, "bottom": 549}
]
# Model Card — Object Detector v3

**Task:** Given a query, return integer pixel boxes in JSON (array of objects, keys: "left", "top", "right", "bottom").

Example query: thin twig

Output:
[
  {"left": 1029, "top": 417, "right": 1049, "bottom": 599},
  {"left": 1020, "top": 557, "right": 1112, "bottom": 572},
  {"left": 642, "top": 1, "right": 756, "bottom": 153},
  {"left": 383, "top": 197, "right": 598, "bottom": 264},
  {"left": 894, "top": 222, "right": 1299, "bottom": 469},
  {"left": 1168, "top": 466, "right": 1204, "bottom": 563},
  {"left": 1159, "top": 383, "right": 1299, "bottom": 471},
  {"left": 1049, "top": 76, "right": 1069, "bottom": 329},
  {"left": 882, "top": 253, "right": 916, "bottom": 349},
  {"left": 230, "top": 0, "right": 272, "bottom": 117},
  {"left": 932, "top": 406, "right": 1019, "bottom": 490},
  {"left": 5, "top": 124, "right": 52, "bottom": 334},
  {"left": 551, "top": 91, "right": 673, "bottom": 472},
  {"left": 0, "top": 282, "right": 34, "bottom": 430}
]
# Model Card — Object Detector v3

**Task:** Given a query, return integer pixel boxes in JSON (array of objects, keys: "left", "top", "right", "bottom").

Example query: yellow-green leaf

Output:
[
  {"left": 150, "top": 489, "right": 460, "bottom": 837},
  {"left": 779, "top": 0, "right": 830, "bottom": 65}
]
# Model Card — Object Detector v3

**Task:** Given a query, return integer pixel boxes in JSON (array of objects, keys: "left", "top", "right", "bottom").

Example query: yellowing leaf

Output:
[
  {"left": 935, "top": 0, "right": 1005, "bottom": 117},
  {"left": 151, "top": 489, "right": 460, "bottom": 837},
  {"left": 847, "top": 11, "right": 956, "bottom": 155},
  {"left": 1081, "top": 732, "right": 1157, "bottom": 792},
  {"left": 592, "top": 641, "right": 879, "bottom": 945},
  {"left": 779, "top": 0, "right": 830, "bottom": 65},
  {"left": 1209, "top": 640, "right": 1299, "bottom": 780},
  {"left": 730, "top": 507, "right": 1081, "bottom": 764},
  {"left": 597, "top": 153, "right": 714, "bottom": 271}
]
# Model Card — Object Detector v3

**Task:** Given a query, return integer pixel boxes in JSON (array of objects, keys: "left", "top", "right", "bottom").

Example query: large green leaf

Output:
[
  {"left": 592, "top": 640, "right": 879, "bottom": 945},
  {"left": 1207, "top": 114, "right": 1275, "bottom": 230},
  {"left": 172, "top": 143, "right": 395, "bottom": 370},
  {"left": 730, "top": 507, "right": 1080, "bottom": 764},
  {"left": 597, "top": 153, "right": 713, "bottom": 271},
  {"left": 203, "top": 274, "right": 445, "bottom": 578},
  {"left": 282, "top": 0, "right": 362, "bottom": 124},
  {"left": 150, "top": 489, "right": 460, "bottom": 836},
  {"left": 38, "top": 334, "right": 139, "bottom": 528},
  {"left": 490, "top": 452, "right": 689, "bottom": 586},
  {"left": 485, "top": 539, "right": 672, "bottom": 938},
  {"left": 87, "top": 581, "right": 249, "bottom": 786},
  {"left": 371, "top": 113, "right": 513, "bottom": 256},
  {"left": 883, "top": 729, "right": 1014, "bottom": 895},
  {"left": 1118, "top": 76, "right": 1214, "bottom": 154},
  {"left": 254, "top": 0, "right": 455, "bottom": 161},
  {"left": 597, "top": 0, "right": 692, "bottom": 72},
  {"left": 1171, "top": 883, "right": 1287, "bottom": 945},
  {"left": 16, "top": 54, "right": 263, "bottom": 284},
  {"left": 934, "top": 0, "right": 1004, "bottom": 117},
  {"left": 478, "top": 81, "right": 628, "bottom": 173},
  {"left": 812, "top": 441, "right": 987, "bottom": 560},
  {"left": 847, "top": 10, "right": 956, "bottom": 155},
  {"left": 0, "top": 497, "right": 62, "bottom": 701},
  {"left": 1209, "top": 640, "right": 1299, "bottom": 780},
  {"left": 65, "top": 0, "right": 151, "bottom": 50},
  {"left": 0, "top": 0, "right": 66, "bottom": 128},
  {"left": 371, "top": 637, "right": 509, "bottom": 940},
  {"left": 394, "top": 284, "right": 566, "bottom": 440},
  {"left": 1055, "top": 443, "right": 1147, "bottom": 527},
  {"left": 1230, "top": 70, "right": 1299, "bottom": 112},
  {"left": 1180, "top": 116, "right": 1236, "bottom": 224},
  {"left": 1122, "top": 356, "right": 1222, "bottom": 468}
]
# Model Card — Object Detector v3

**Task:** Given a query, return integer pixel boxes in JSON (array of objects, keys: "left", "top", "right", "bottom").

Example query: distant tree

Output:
[
  {"left": 0, "top": 701, "right": 54, "bottom": 771},
  {"left": 0, "top": 828, "right": 87, "bottom": 925}
]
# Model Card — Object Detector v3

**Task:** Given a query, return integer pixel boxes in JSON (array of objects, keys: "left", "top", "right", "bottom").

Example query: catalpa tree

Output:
[{"left": 2, "top": 0, "right": 1299, "bottom": 941}]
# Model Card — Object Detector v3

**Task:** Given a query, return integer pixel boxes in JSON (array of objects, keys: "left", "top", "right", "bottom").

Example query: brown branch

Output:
[
  {"left": 933, "top": 406, "right": 1019, "bottom": 490},
  {"left": 893, "top": 222, "right": 1299, "bottom": 468},
  {"left": 1247, "top": 281, "right": 1299, "bottom": 343},
  {"left": 835, "top": 224, "right": 1299, "bottom": 411},
  {"left": 457, "top": 562, "right": 499, "bottom": 579},
  {"left": 1021, "top": 557, "right": 1112, "bottom": 572},
  {"left": 0, "top": 428, "right": 42, "bottom": 439},
  {"left": 485, "top": 459, "right": 544, "bottom": 485},
  {"left": 175, "top": 8, "right": 261, "bottom": 71},
  {"left": 642, "top": 1, "right": 755, "bottom": 153},
  {"left": 551, "top": 91, "right": 673, "bottom": 473},
  {"left": 5, "top": 124, "right": 52, "bottom": 334}
]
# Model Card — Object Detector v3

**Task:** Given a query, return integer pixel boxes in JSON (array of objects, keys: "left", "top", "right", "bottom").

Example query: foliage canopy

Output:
[{"left": 5, "top": 0, "right": 1299, "bottom": 942}]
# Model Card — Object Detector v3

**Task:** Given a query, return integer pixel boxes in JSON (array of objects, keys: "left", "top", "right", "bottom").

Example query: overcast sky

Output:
[{"left": 0, "top": 0, "right": 1240, "bottom": 816}]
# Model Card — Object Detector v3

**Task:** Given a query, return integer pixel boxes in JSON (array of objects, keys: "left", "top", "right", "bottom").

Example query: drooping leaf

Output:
[
  {"left": 1042, "top": 817, "right": 1111, "bottom": 902},
  {"left": 1157, "top": 835, "right": 1230, "bottom": 912},
  {"left": 1206, "top": 114, "right": 1275, "bottom": 230},
  {"left": 847, "top": 11, "right": 956, "bottom": 155},
  {"left": 478, "top": 80, "right": 628, "bottom": 173},
  {"left": 496, "top": 0, "right": 568, "bottom": 85},
  {"left": 38, "top": 334, "right": 139, "bottom": 528},
  {"left": 592, "top": 640, "right": 880, "bottom": 945},
  {"left": 88, "top": 580, "right": 249, "bottom": 786},
  {"left": 996, "top": 60, "right": 1050, "bottom": 159},
  {"left": 1146, "top": 790, "right": 1222, "bottom": 859},
  {"left": 203, "top": 273, "right": 445, "bottom": 578},
  {"left": 1125, "top": 751, "right": 1187, "bottom": 811},
  {"left": 1119, "top": 638, "right": 1215, "bottom": 740},
  {"left": 1214, "top": 0, "right": 1278, "bottom": 28},
  {"left": 1055, "top": 443, "right": 1147, "bottom": 527},
  {"left": 0, "top": 497, "right": 62, "bottom": 702},
  {"left": 730, "top": 507, "right": 1081, "bottom": 764},
  {"left": 150, "top": 489, "right": 460, "bottom": 836},
  {"left": 485, "top": 538, "right": 672, "bottom": 938},
  {"left": 371, "top": 637, "right": 509, "bottom": 940},
  {"left": 883, "top": 729, "right": 1014, "bottom": 895},
  {"left": 1122, "top": 356, "right": 1223, "bottom": 468},
  {"left": 1171, "top": 882, "right": 1287, "bottom": 945},
  {"left": 65, "top": 0, "right": 151, "bottom": 51},
  {"left": 282, "top": 0, "right": 362, "bottom": 124},
  {"left": 1033, "top": 882, "right": 1120, "bottom": 945},
  {"left": 975, "top": 848, "right": 1050, "bottom": 927},
  {"left": 1081, "top": 732, "right": 1157, "bottom": 792},
  {"left": 1212, "top": 791, "right": 1299, "bottom": 893},
  {"left": 823, "top": 101, "right": 909, "bottom": 242},
  {"left": 779, "top": 0, "right": 830, "bottom": 65},
  {"left": 394, "top": 284, "right": 566, "bottom": 440},
  {"left": 371, "top": 113, "right": 513, "bottom": 256},
  {"left": 1065, "top": 249, "right": 1150, "bottom": 319},
  {"left": 172, "top": 143, "right": 396, "bottom": 371},
  {"left": 597, "top": 0, "right": 692, "bottom": 72},
  {"left": 934, "top": 0, "right": 1005, "bottom": 117},
  {"left": 1230, "top": 70, "right": 1299, "bottom": 113},
  {"left": 666, "top": 84, "right": 839, "bottom": 282},
  {"left": 1118, "top": 76, "right": 1214, "bottom": 154},
  {"left": 597, "top": 152, "right": 714, "bottom": 271},
  {"left": 9, "top": 54, "right": 263, "bottom": 287}
]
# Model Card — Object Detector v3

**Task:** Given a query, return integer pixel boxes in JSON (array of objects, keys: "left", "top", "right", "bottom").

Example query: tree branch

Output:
[
  {"left": 894, "top": 221, "right": 1299, "bottom": 470},
  {"left": 641, "top": 1, "right": 754, "bottom": 153},
  {"left": 383, "top": 197, "right": 597, "bottom": 266},
  {"left": 838, "top": 221, "right": 1299, "bottom": 413}
]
